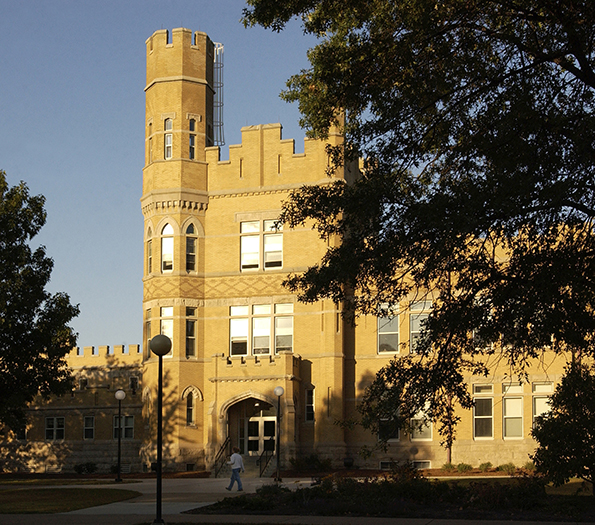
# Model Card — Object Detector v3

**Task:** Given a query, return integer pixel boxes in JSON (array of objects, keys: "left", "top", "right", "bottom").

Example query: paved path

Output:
[{"left": 1, "top": 476, "right": 593, "bottom": 525}]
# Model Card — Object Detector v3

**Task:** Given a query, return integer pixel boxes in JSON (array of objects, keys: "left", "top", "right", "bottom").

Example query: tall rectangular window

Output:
[
  {"left": 275, "top": 305, "right": 293, "bottom": 353},
  {"left": 186, "top": 237, "right": 196, "bottom": 271},
  {"left": 473, "top": 384, "right": 493, "bottom": 438},
  {"left": 410, "top": 300, "right": 432, "bottom": 353},
  {"left": 230, "top": 306, "right": 249, "bottom": 356},
  {"left": 84, "top": 416, "right": 95, "bottom": 440},
  {"left": 145, "top": 309, "right": 151, "bottom": 356},
  {"left": 161, "top": 237, "right": 173, "bottom": 272},
  {"left": 305, "top": 389, "right": 315, "bottom": 421},
  {"left": 186, "top": 307, "right": 196, "bottom": 358},
  {"left": 411, "top": 408, "right": 432, "bottom": 440},
  {"left": 378, "top": 304, "right": 399, "bottom": 353},
  {"left": 113, "top": 416, "right": 134, "bottom": 439},
  {"left": 45, "top": 417, "right": 65, "bottom": 440},
  {"left": 160, "top": 307, "right": 174, "bottom": 357},
  {"left": 503, "top": 397, "right": 523, "bottom": 438},
  {"left": 164, "top": 118, "right": 173, "bottom": 159},
  {"left": 189, "top": 134, "right": 195, "bottom": 160},
  {"left": 532, "top": 382, "right": 553, "bottom": 426},
  {"left": 264, "top": 220, "right": 282, "bottom": 268},
  {"left": 186, "top": 395, "right": 195, "bottom": 425},
  {"left": 147, "top": 239, "right": 152, "bottom": 274}
]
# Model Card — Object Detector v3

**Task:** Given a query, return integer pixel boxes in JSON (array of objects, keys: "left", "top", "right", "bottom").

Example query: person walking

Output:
[{"left": 226, "top": 446, "right": 245, "bottom": 491}]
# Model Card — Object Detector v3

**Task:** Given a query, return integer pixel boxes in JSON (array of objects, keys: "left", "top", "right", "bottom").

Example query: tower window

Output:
[
  {"left": 160, "top": 306, "right": 174, "bottom": 357},
  {"left": 164, "top": 118, "right": 173, "bottom": 159},
  {"left": 189, "top": 134, "right": 195, "bottom": 159},
  {"left": 186, "top": 394, "right": 195, "bottom": 425},
  {"left": 186, "top": 224, "right": 196, "bottom": 272},
  {"left": 186, "top": 307, "right": 196, "bottom": 358},
  {"left": 161, "top": 224, "right": 174, "bottom": 272}
]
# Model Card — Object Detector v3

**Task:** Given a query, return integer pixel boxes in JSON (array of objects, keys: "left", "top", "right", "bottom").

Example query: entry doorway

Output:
[{"left": 234, "top": 398, "right": 277, "bottom": 457}]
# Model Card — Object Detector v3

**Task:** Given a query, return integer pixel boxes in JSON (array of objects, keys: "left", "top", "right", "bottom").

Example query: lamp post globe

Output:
[
  {"left": 274, "top": 386, "right": 284, "bottom": 482},
  {"left": 115, "top": 389, "right": 126, "bottom": 482},
  {"left": 150, "top": 334, "right": 172, "bottom": 356},
  {"left": 149, "top": 334, "right": 171, "bottom": 524}
]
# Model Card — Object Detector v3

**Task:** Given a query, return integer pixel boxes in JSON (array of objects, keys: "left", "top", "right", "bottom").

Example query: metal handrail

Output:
[
  {"left": 213, "top": 436, "right": 231, "bottom": 478},
  {"left": 258, "top": 437, "right": 276, "bottom": 477}
]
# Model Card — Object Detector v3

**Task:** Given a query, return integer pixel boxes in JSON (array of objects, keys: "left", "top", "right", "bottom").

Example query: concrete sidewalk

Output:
[{"left": 1, "top": 476, "right": 593, "bottom": 525}]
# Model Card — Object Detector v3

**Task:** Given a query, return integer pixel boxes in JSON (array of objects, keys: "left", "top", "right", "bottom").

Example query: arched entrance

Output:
[{"left": 227, "top": 397, "right": 277, "bottom": 457}]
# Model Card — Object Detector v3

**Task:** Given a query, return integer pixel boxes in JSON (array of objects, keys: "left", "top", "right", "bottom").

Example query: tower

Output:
[{"left": 141, "top": 28, "right": 214, "bottom": 468}]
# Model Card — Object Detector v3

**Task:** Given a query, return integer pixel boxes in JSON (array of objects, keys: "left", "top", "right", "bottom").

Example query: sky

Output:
[{"left": 0, "top": 0, "right": 317, "bottom": 348}]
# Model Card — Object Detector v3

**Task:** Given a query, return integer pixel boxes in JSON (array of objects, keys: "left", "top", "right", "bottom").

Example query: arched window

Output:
[
  {"left": 164, "top": 118, "right": 173, "bottom": 159},
  {"left": 186, "top": 394, "right": 194, "bottom": 425},
  {"left": 185, "top": 224, "right": 197, "bottom": 272},
  {"left": 161, "top": 224, "right": 174, "bottom": 272}
]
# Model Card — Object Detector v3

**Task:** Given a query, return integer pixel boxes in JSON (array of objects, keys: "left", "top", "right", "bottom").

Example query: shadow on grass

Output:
[{"left": 0, "top": 488, "right": 141, "bottom": 513}]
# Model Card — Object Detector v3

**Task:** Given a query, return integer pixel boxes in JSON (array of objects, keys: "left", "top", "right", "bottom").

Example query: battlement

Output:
[
  {"left": 67, "top": 344, "right": 142, "bottom": 366},
  {"left": 145, "top": 28, "right": 214, "bottom": 89},
  {"left": 206, "top": 123, "right": 357, "bottom": 193}
]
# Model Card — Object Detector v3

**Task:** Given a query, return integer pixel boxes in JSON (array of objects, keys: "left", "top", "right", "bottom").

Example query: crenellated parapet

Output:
[
  {"left": 206, "top": 123, "right": 357, "bottom": 194},
  {"left": 67, "top": 344, "right": 142, "bottom": 367}
]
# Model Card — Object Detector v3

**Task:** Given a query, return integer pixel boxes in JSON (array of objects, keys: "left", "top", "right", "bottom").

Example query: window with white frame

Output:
[
  {"left": 503, "top": 383, "right": 523, "bottom": 438},
  {"left": 185, "top": 224, "right": 196, "bottom": 272},
  {"left": 473, "top": 384, "right": 493, "bottom": 439},
  {"left": 240, "top": 220, "right": 283, "bottom": 271},
  {"left": 229, "top": 303, "right": 293, "bottom": 356},
  {"left": 186, "top": 307, "right": 196, "bottom": 358},
  {"left": 113, "top": 415, "right": 134, "bottom": 439},
  {"left": 305, "top": 388, "right": 315, "bottom": 422},
  {"left": 377, "top": 303, "right": 399, "bottom": 353},
  {"left": 160, "top": 306, "right": 174, "bottom": 357},
  {"left": 378, "top": 418, "right": 400, "bottom": 441},
  {"left": 532, "top": 382, "right": 553, "bottom": 426},
  {"left": 189, "top": 118, "right": 196, "bottom": 160},
  {"left": 410, "top": 300, "right": 432, "bottom": 353},
  {"left": 164, "top": 118, "right": 173, "bottom": 159},
  {"left": 411, "top": 407, "right": 432, "bottom": 440},
  {"left": 45, "top": 417, "right": 65, "bottom": 440},
  {"left": 83, "top": 416, "right": 95, "bottom": 440},
  {"left": 161, "top": 224, "right": 174, "bottom": 272}
]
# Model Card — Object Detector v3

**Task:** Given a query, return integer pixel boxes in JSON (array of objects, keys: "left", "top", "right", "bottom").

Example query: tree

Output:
[
  {"left": 243, "top": 1, "right": 595, "bottom": 446},
  {"left": 532, "top": 362, "right": 595, "bottom": 492},
  {"left": 0, "top": 171, "right": 79, "bottom": 429}
]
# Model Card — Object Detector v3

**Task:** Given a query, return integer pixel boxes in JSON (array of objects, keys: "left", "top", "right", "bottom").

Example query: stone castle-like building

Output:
[{"left": 1, "top": 28, "right": 566, "bottom": 475}]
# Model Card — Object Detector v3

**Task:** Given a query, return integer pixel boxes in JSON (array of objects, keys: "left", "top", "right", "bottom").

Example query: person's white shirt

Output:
[{"left": 228, "top": 452, "right": 245, "bottom": 471}]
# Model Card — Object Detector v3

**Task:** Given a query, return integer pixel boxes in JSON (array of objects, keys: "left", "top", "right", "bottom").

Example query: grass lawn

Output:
[{"left": 0, "top": 487, "right": 141, "bottom": 513}]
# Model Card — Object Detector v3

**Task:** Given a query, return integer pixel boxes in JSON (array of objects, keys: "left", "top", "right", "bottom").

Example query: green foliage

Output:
[
  {"left": 0, "top": 171, "right": 79, "bottom": 427},
  {"left": 532, "top": 362, "right": 595, "bottom": 487},
  {"left": 244, "top": 1, "right": 595, "bottom": 452},
  {"left": 523, "top": 461, "right": 536, "bottom": 472},
  {"left": 456, "top": 463, "right": 473, "bottom": 473},
  {"left": 289, "top": 453, "right": 333, "bottom": 472},
  {"left": 442, "top": 462, "right": 455, "bottom": 472},
  {"left": 74, "top": 463, "right": 97, "bottom": 475},
  {"left": 496, "top": 463, "right": 517, "bottom": 476},
  {"left": 479, "top": 462, "right": 492, "bottom": 473}
]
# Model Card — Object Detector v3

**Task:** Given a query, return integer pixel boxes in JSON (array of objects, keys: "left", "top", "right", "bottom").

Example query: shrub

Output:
[
  {"left": 74, "top": 462, "right": 97, "bottom": 475},
  {"left": 442, "top": 462, "right": 455, "bottom": 471},
  {"left": 479, "top": 462, "right": 492, "bottom": 472},
  {"left": 523, "top": 460, "right": 535, "bottom": 471},
  {"left": 289, "top": 454, "right": 333, "bottom": 472},
  {"left": 456, "top": 462, "right": 473, "bottom": 473},
  {"left": 496, "top": 462, "right": 516, "bottom": 475}
]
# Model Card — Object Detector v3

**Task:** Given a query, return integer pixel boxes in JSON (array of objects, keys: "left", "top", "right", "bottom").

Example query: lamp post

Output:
[
  {"left": 150, "top": 334, "right": 171, "bottom": 525},
  {"left": 115, "top": 389, "right": 126, "bottom": 482},
  {"left": 274, "top": 386, "right": 284, "bottom": 482}
]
